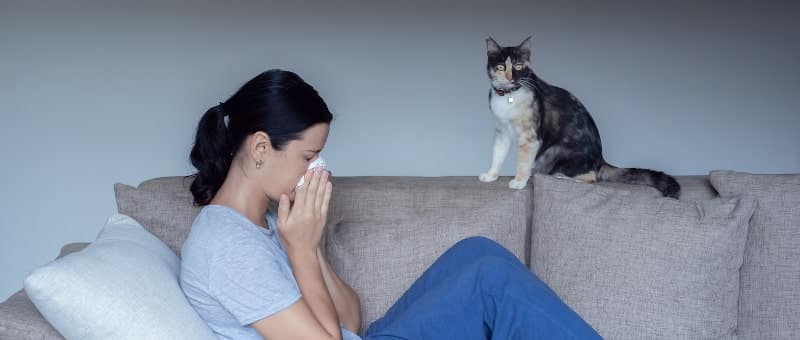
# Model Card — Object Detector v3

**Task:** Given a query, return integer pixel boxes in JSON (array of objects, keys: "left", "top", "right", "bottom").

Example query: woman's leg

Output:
[
  {"left": 364, "top": 237, "right": 600, "bottom": 340},
  {"left": 369, "top": 236, "right": 522, "bottom": 326}
]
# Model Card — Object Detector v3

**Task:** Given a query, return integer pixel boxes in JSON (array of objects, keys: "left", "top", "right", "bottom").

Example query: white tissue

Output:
[{"left": 296, "top": 156, "right": 327, "bottom": 188}]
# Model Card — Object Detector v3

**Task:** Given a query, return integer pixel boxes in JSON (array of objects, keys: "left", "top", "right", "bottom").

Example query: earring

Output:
[{"left": 255, "top": 160, "right": 263, "bottom": 169}]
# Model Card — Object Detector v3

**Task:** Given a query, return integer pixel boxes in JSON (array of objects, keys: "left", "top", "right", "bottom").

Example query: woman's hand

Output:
[
  {"left": 255, "top": 168, "right": 341, "bottom": 340},
  {"left": 277, "top": 168, "right": 332, "bottom": 254}
]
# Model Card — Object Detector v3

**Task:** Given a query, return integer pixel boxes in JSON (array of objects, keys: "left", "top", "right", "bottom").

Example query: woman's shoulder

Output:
[
  {"left": 193, "top": 205, "right": 261, "bottom": 233},
  {"left": 184, "top": 205, "right": 267, "bottom": 255}
]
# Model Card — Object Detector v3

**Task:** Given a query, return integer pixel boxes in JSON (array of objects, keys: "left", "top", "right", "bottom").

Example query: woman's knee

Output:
[
  {"left": 434, "top": 237, "right": 519, "bottom": 271},
  {"left": 449, "top": 236, "right": 511, "bottom": 258},
  {"left": 452, "top": 236, "right": 499, "bottom": 251}
]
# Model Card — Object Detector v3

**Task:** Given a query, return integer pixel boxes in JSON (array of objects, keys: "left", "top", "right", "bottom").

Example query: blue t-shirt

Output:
[{"left": 180, "top": 204, "right": 361, "bottom": 340}]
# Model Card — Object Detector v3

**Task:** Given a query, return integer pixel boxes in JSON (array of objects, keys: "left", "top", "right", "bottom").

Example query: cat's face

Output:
[{"left": 486, "top": 37, "right": 532, "bottom": 89}]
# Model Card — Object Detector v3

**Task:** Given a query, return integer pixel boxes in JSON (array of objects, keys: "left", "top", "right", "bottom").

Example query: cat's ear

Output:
[
  {"left": 518, "top": 36, "right": 533, "bottom": 60},
  {"left": 518, "top": 36, "right": 532, "bottom": 52},
  {"left": 486, "top": 37, "right": 501, "bottom": 55}
]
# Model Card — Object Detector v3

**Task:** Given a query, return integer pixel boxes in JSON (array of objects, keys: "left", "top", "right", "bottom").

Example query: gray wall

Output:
[{"left": 1, "top": 0, "right": 798, "bottom": 300}]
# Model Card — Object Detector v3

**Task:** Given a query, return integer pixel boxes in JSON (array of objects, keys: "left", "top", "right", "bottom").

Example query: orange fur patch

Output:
[{"left": 574, "top": 171, "right": 598, "bottom": 183}]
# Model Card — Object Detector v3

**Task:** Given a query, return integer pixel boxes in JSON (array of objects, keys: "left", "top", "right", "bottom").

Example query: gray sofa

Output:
[{"left": 1, "top": 174, "right": 797, "bottom": 339}]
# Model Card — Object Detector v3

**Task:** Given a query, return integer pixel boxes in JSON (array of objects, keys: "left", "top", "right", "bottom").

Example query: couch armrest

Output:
[{"left": 0, "top": 242, "right": 90, "bottom": 339}]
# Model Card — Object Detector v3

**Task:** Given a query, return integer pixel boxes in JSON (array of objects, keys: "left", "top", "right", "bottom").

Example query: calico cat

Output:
[{"left": 478, "top": 37, "right": 680, "bottom": 199}]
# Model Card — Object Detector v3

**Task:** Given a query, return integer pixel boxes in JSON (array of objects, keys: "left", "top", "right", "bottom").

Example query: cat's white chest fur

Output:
[{"left": 490, "top": 87, "right": 534, "bottom": 121}]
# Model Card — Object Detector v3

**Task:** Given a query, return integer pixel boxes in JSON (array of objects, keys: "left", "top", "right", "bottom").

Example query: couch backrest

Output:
[{"left": 114, "top": 175, "right": 718, "bottom": 331}]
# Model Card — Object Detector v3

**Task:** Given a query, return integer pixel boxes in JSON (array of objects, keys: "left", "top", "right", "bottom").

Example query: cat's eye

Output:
[
  {"left": 495, "top": 65, "right": 505, "bottom": 72},
  {"left": 514, "top": 64, "right": 524, "bottom": 70}
]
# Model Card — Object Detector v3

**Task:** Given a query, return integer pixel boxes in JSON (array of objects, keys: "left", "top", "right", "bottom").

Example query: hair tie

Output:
[{"left": 218, "top": 102, "right": 229, "bottom": 117}]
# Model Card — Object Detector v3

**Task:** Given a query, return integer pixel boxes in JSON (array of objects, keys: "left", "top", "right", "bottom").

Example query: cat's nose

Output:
[{"left": 505, "top": 73, "right": 513, "bottom": 81}]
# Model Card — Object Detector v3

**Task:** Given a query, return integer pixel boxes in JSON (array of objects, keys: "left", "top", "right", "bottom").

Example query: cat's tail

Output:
[{"left": 597, "top": 162, "right": 681, "bottom": 199}]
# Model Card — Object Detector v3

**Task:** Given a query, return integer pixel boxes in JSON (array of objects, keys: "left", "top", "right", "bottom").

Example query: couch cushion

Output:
[
  {"left": 675, "top": 175, "right": 718, "bottom": 201},
  {"left": 0, "top": 243, "right": 88, "bottom": 340},
  {"left": 23, "top": 214, "right": 215, "bottom": 340},
  {"left": 710, "top": 170, "right": 800, "bottom": 340},
  {"left": 115, "top": 177, "right": 200, "bottom": 256},
  {"left": 530, "top": 174, "right": 754, "bottom": 339},
  {"left": 322, "top": 176, "right": 533, "bottom": 332}
]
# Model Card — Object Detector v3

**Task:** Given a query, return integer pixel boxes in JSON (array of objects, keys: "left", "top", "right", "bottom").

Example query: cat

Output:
[{"left": 478, "top": 36, "right": 681, "bottom": 199}]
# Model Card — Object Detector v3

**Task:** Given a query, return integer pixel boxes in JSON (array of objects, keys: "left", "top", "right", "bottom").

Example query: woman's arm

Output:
[
  {"left": 318, "top": 247, "right": 362, "bottom": 333},
  {"left": 252, "top": 249, "right": 342, "bottom": 340},
  {"left": 286, "top": 248, "right": 342, "bottom": 338},
  {"left": 253, "top": 169, "right": 343, "bottom": 339}
]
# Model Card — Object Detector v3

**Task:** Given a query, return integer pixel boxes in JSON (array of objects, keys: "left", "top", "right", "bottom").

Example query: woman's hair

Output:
[{"left": 189, "top": 69, "right": 333, "bottom": 206}]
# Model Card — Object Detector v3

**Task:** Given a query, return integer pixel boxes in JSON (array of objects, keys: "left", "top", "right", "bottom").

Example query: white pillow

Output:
[{"left": 24, "top": 214, "right": 216, "bottom": 340}]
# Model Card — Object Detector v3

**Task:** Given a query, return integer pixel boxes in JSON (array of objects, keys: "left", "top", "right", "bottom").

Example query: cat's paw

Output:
[
  {"left": 508, "top": 177, "right": 530, "bottom": 189},
  {"left": 479, "top": 172, "right": 499, "bottom": 182}
]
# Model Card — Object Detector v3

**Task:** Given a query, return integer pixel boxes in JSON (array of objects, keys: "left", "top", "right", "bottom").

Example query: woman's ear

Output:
[{"left": 248, "top": 131, "right": 272, "bottom": 162}]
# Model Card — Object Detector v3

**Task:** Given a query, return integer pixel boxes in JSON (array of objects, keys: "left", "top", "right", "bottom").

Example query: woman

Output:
[{"left": 179, "top": 69, "right": 600, "bottom": 340}]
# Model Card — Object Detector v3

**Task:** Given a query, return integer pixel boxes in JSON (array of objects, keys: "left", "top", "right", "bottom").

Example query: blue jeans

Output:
[{"left": 363, "top": 237, "right": 601, "bottom": 339}]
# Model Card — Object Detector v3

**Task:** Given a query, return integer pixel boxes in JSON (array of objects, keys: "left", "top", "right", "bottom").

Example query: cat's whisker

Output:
[
  {"left": 518, "top": 79, "right": 539, "bottom": 92},
  {"left": 523, "top": 81, "right": 540, "bottom": 92}
]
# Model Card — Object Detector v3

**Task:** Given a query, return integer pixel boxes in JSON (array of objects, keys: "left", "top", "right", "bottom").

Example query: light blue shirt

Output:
[{"left": 180, "top": 205, "right": 361, "bottom": 340}]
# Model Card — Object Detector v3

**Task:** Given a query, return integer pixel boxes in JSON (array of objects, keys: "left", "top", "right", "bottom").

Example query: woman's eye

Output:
[
  {"left": 495, "top": 64, "right": 505, "bottom": 72},
  {"left": 514, "top": 64, "right": 523, "bottom": 70}
]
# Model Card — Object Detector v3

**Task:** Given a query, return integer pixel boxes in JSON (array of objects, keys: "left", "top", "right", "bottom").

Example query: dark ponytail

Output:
[
  {"left": 189, "top": 104, "right": 232, "bottom": 206},
  {"left": 189, "top": 69, "right": 333, "bottom": 206}
]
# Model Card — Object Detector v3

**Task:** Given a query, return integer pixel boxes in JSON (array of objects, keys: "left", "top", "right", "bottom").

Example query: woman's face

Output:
[{"left": 259, "top": 123, "right": 330, "bottom": 202}]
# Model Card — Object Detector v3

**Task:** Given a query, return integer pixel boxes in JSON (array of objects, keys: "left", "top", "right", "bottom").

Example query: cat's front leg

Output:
[
  {"left": 479, "top": 130, "right": 512, "bottom": 182},
  {"left": 509, "top": 135, "right": 539, "bottom": 189}
]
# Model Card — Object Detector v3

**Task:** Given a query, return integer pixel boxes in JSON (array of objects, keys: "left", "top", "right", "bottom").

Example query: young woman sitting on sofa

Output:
[{"left": 178, "top": 69, "right": 601, "bottom": 339}]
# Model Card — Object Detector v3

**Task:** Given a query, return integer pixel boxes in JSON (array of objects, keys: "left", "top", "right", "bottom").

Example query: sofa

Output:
[{"left": 1, "top": 172, "right": 798, "bottom": 339}]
